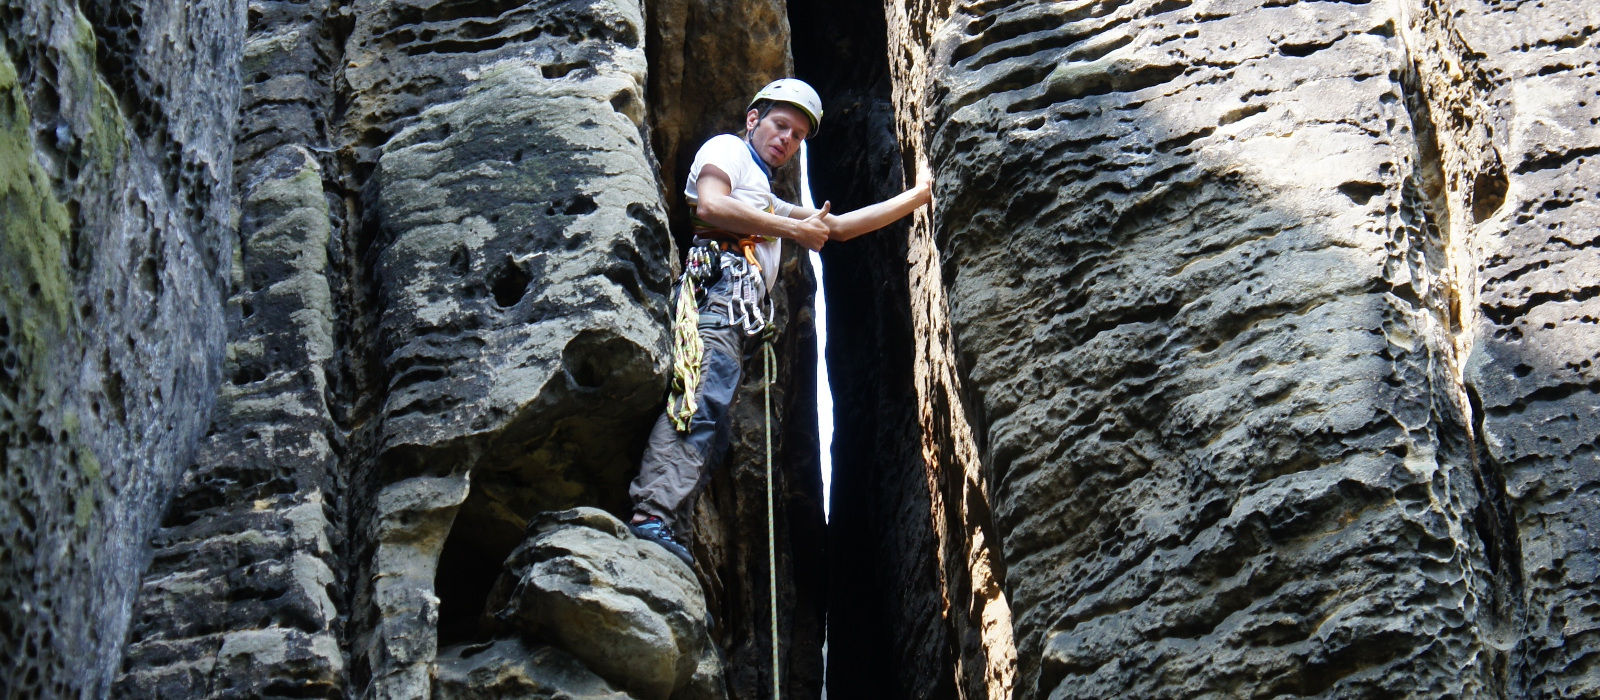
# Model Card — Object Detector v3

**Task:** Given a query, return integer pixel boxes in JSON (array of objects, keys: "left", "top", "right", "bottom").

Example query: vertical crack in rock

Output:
[
  {"left": 1415, "top": 0, "right": 1600, "bottom": 695},
  {"left": 114, "top": 0, "right": 350, "bottom": 695},
  {"left": 639, "top": 4, "right": 831, "bottom": 698},
  {"left": 797, "top": 3, "right": 965, "bottom": 697}
]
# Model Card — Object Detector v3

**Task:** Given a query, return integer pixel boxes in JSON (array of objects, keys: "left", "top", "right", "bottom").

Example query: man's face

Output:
[{"left": 746, "top": 103, "right": 811, "bottom": 168}]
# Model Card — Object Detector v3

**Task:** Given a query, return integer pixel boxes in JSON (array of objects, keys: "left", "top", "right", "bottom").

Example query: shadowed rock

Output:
[{"left": 434, "top": 639, "right": 631, "bottom": 700}]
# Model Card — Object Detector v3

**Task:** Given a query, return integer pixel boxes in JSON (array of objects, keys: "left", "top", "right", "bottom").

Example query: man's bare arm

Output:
[
  {"left": 788, "top": 170, "right": 933, "bottom": 242},
  {"left": 694, "top": 165, "right": 831, "bottom": 250}
]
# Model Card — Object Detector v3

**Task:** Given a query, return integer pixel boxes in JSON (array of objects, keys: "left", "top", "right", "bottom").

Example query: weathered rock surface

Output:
[
  {"left": 1417, "top": 1, "right": 1600, "bottom": 694},
  {"left": 8, "top": 0, "right": 1595, "bottom": 698},
  {"left": 434, "top": 639, "right": 631, "bottom": 700},
  {"left": 0, "top": 0, "right": 238, "bottom": 695},
  {"left": 484, "top": 507, "right": 726, "bottom": 700},
  {"left": 114, "top": 0, "right": 347, "bottom": 692},
  {"left": 335, "top": 3, "right": 679, "bottom": 694},
  {"left": 858, "top": 0, "right": 1599, "bottom": 697},
  {"left": 6, "top": 0, "right": 825, "bottom": 696}
]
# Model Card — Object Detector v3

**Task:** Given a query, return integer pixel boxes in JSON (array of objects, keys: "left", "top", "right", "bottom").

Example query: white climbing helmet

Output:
[{"left": 749, "top": 78, "right": 824, "bottom": 136}]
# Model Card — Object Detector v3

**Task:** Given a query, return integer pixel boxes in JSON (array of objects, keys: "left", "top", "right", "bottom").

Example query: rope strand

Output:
[
  {"left": 666, "top": 276, "right": 703, "bottom": 432},
  {"left": 764, "top": 340, "right": 780, "bottom": 700}
]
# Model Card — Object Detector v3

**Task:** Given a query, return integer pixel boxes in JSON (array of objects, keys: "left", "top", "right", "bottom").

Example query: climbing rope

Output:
[
  {"left": 667, "top": 244, "right": 719, "bottom": 432},
  {"left": 665, "top": 275, "right": 703, "bottom": 432},
  {"left": 763, "top": 340, "right": 780, "bottom": 700}
]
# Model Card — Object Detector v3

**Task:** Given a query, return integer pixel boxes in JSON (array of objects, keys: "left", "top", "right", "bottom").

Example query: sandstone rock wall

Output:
[
  {"left": 1410, "top": 2, "right": 1600, "bottom": 694},
  {"left": 864, "top": 0, "right": 1599, "bottom": 697},
  {"left": 0, "top": 0, "right": 238, "bottom": 694},
  {"left": 0, "top": 0, "right": 825, "bottom": 697},
  {"left": 7, "top": 0, "right": 1595, "bottom": 697}
]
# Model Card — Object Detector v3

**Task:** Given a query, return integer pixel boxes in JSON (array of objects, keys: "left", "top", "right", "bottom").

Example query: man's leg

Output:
[{"left": 629, "top": 291, "right": 744, "bottom": 532}]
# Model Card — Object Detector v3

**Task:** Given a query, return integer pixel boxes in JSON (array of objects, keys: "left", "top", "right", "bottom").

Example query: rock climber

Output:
[{"left": 627, "top": 78, "right": 933, "bottom": 565}]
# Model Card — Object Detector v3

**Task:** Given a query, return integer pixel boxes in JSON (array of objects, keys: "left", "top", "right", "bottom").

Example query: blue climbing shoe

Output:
[{"left": 629, "top": 516, "right": 694, "bottom": 566}]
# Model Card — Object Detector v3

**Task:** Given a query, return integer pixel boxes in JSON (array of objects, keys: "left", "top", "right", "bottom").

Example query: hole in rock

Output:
[
  {"left": 1338, "top": 181, "right": 1386, "bottom": 206},
  {"left": 434, "top": 505, "right": 515, "bottom": 648},
  {"left": 561, "top": 330, "right": 624, "bottom": 390},
  {"left": 1472, "top": 165, "right": 1508, "bottom": 223},
  {"left": 489, "top": 259, "right": 531, "bottom": 308},
  {"left": 541, "top": 61, "right": 591, "bottom": 80},
  {"left": 561, "top": 194, "right": 598, "bottom": 216}
]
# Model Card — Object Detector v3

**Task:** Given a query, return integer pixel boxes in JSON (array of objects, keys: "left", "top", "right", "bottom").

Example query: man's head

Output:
[{"left": 743, "top": 78, "right": 823, "bottom": 168}]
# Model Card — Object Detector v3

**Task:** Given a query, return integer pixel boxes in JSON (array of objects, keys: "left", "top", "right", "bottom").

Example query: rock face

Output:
[
  {"left": 842, "top": 0, "right": 1600, "bottom": 697},
  {"left": 1, "top": 0, "right": 821, "bottom": 697},
  {"left": 5, "top": 0, "right": 1596, "bottom": 698},
  {"left": 482, "top": 508, "right": 725, "bottom": 700},
  {"left": 0, "top": 0, "right": 238, "bottom": 695}
]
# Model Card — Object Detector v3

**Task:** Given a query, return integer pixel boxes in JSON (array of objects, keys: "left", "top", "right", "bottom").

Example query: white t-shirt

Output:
[{"left": 685, "top": 134, "right": 795, "bottom": 291}]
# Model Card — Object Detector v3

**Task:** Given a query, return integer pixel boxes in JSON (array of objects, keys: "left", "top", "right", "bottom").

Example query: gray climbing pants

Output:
[{"left": 629, "top": 275, "right": 749, "bottom": 531}]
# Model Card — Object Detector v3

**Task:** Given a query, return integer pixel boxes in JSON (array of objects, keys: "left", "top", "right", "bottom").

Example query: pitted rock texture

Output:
[
  {"left": 90, "top": 0, "right": 826, "bottom": 697},
  {"left": 482, "top": 507, "right": 726, "bottom": 700},
  {"left": 337, "top": 1, "right": 679, "bottom": 694},
  {"left": 114, "top": 0, "right": 347, "bottom": 692},
  {"left": 115, "top": 146, "right": 347, "bottom": 697},
  {"left": 866, "top": 0, "right": 1598, "bottom": 697},
  {"left": 434, "top": 639, "right": 632, "bottom": 700},
  {"left": 1426, "top": 1, "right": 1600, "bottom": 693},
  {"left": 0, "top": 0, "right": 237, "bottom": 695}
]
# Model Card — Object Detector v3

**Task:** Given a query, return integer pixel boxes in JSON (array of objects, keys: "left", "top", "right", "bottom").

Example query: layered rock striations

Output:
[
  {"left": 0, "top": 0, "right": 823, "bottom": 697},
  {"left": 4, "top": 0, "right": 1596, "bottom": 698},
  {"left": 861, "top": 0, "right": 1599, "bottom": 697}
]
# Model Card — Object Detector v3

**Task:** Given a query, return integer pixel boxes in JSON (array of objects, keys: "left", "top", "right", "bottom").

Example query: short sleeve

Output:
[{"left": 686, "top": 135, "right": 751, "bottom": 203}]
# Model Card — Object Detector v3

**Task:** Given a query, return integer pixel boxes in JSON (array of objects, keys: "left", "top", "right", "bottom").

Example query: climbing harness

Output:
[
  {"left": 666, "top": 239, "right": 772, "bottom": 433},
  {"left": 666, "top": 244, "right": 720, "bottom": 432},
  {"left": 762, "top": 340, "right": 780, "bottom": 700}
]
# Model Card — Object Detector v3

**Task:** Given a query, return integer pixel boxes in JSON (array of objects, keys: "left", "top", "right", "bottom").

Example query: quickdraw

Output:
[{"left": 720, "top": 243, "right": 773, "bottom": 337}]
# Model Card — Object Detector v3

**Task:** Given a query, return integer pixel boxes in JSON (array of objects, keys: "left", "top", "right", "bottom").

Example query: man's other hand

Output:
[{"left": 795, "top": 201, "right": 831, "bottom": 251}]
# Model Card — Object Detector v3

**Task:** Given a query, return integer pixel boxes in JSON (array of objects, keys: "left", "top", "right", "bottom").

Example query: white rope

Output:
[{"left": 763, "top": 340, "right": 780, "bottom": 700}]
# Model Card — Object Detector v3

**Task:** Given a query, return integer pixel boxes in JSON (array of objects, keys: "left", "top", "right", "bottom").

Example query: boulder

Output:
[{"left": 489, "top": 507, "right": 725, "bottom": 700}]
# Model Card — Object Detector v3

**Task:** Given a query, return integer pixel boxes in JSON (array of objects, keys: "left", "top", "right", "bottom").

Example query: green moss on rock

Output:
[{"left": 0, "top": 48, "right": 75, "bottom": 331}]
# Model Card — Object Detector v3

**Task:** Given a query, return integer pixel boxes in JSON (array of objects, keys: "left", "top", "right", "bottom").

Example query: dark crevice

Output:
[
  {"left": 793, "top": 1, "right": 961, "bottom": 698},
  {"left": 1463, "top": 383, "right": 1526, "bottom": 670},
  {"left": 434, "top": 514, "right": 508, "bottom": 648}
]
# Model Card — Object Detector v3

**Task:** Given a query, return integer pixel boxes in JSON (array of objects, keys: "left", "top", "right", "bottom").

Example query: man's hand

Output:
[
  {"left": 912, "top": 160, "right": 934, "bottom": 207},
  {"left": 793, "top": 201, "right": 831, "bottom": 251}
]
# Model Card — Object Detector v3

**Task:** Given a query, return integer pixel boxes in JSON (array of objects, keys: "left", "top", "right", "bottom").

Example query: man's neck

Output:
[{"left": 742, "top": 134, "right": 773, "bottom": 179}]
